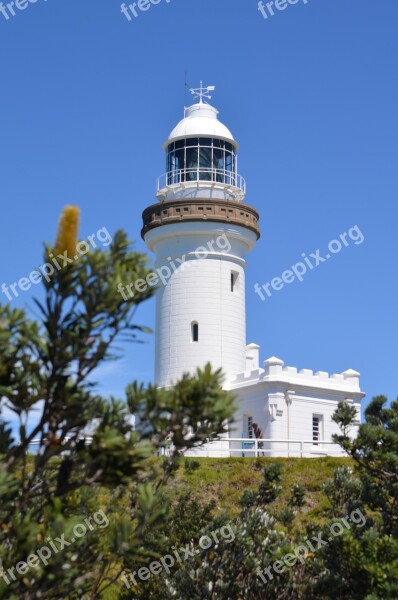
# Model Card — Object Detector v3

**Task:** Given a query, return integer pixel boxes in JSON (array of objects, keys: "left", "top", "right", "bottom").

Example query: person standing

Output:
[{"left": 251, "top": 422, "right": 265, "bottom": 456}]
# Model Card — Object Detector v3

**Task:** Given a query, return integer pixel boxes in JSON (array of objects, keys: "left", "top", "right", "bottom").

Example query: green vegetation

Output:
[
  {"left": 172, "top": 456, "right": 353, "bottom": 523},
  {"left": 0, "top": 207, "right": 234, "bottom": 599}
]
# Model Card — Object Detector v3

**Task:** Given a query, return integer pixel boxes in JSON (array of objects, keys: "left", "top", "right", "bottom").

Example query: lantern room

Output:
[{"left": 156, "top": 84, "right": 246, "bottom": 202}]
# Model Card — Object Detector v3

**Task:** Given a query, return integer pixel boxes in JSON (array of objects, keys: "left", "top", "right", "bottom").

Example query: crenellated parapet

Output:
[{"left": 231, "top": 349, "right": 364, "bottom": 397}]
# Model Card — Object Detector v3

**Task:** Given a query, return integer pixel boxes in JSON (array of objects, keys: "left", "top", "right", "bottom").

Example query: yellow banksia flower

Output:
[{"left": 54, "top": 205, "right": 80, "bottom": 258}]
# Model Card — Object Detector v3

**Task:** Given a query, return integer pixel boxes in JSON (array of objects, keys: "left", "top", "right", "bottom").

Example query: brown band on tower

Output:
[{"left": 141, "top": 198, "right": 260, "bottom": 240}]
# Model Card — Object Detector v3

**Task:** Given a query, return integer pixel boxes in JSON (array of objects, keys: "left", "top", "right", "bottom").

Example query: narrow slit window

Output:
[
  {"left": 231, "top": 271, "right": 239, "bottom": 292},
  {"left": 192, "top": 322, "right": 199, "bottom": 342}
]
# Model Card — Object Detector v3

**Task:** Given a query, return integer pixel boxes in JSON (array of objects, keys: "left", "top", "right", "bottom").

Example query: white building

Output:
[{"left": 141, "top": 84, "right": 364, "bottom": 457}]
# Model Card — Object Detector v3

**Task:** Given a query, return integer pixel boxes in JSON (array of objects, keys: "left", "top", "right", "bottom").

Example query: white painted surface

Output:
[
  {"left": 228, "top": 352, "right": 364, "bottom": 457},
  {"left": 144, "top": 222, "right": 257, "bottom": 387},
  {"left": 165, "top": 103, "right": 238, "bottom": 149}
]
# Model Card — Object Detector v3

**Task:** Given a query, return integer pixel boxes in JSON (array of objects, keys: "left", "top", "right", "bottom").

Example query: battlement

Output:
[{"left": 230, "top": 346, "right": 363, "bottom": 395}]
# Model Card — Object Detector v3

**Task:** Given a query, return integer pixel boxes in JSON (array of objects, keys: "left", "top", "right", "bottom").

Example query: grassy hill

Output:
[{"left": 167, "top": 456, "right": 353, "bottom": 526}]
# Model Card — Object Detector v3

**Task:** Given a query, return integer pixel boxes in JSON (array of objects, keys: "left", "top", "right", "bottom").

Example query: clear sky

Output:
[{"left": 0, "top": 0, "right": 397, "bottom": 425}]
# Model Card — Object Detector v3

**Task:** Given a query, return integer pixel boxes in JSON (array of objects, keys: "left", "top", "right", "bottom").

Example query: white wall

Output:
[
  {"left": 231, "top": 382, "right": 362, "bottom": 457},
  {"left": 145, "top": 222, "right": 257, "bottom": 387}
]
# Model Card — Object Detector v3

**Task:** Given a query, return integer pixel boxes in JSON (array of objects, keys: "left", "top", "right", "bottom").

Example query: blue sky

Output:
[{"left": 0, "top": 0, "right": 397, "bottom": 426}]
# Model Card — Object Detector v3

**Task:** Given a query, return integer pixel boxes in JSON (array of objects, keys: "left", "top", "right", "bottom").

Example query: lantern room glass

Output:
[{"left": 166, "top": 137, "right": 237, "bottom": 186}]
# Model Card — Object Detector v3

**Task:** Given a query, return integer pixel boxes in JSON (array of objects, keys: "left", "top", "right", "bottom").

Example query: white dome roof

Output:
[{"left": 164, "top": 102, "right": 239, "bottom": 149}]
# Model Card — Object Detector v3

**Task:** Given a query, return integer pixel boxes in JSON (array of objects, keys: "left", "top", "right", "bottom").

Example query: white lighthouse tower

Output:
[
  {"left": 141, "top": 85, "right": 364, "bottom": 458},
  {"left": 142, "top": 83, "right": 260, "bottom": 388}
]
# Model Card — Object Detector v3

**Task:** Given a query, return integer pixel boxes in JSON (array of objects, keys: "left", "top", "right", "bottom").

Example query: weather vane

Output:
[{"left": 189, "top": 81, "right": 216, "bottom": 103}]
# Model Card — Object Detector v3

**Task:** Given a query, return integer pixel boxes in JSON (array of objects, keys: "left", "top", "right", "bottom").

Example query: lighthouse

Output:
[
  {"left": 142, "top": 83, "right": 260, "bottom": 388},
  {"left": 141, "top": 85, "right": 364, "bottom": 457}
]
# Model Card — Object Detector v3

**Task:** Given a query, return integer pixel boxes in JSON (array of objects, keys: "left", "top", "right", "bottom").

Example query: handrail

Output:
[
  {"left": 28, "top": 436, "right": 93, "bottom": 448},
  {"left": 160, "top": 437, "right": 346, "bottom": 459},
  {"left": 157, "top": 168, "right": 246, "bottom": 194},
  {"left": 26, "top": 436, "right": 344, "bottom": 459}
]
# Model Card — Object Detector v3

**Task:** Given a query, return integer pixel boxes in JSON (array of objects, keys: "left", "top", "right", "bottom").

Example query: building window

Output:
[
  {"left": 313, "top": 415, "right": 323, "bottom": 445},
  {"left": 243, "top": 415, "right": 253, "bottom": 439},
  {"left": 247, "top": 415, "right": 253, "bottom": 439},
  {"left": 231, "top": 271, "right": 238, "bottom": 292},
  {"left": 192, "top": 322, "right": 199, "bottom": 342}
]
